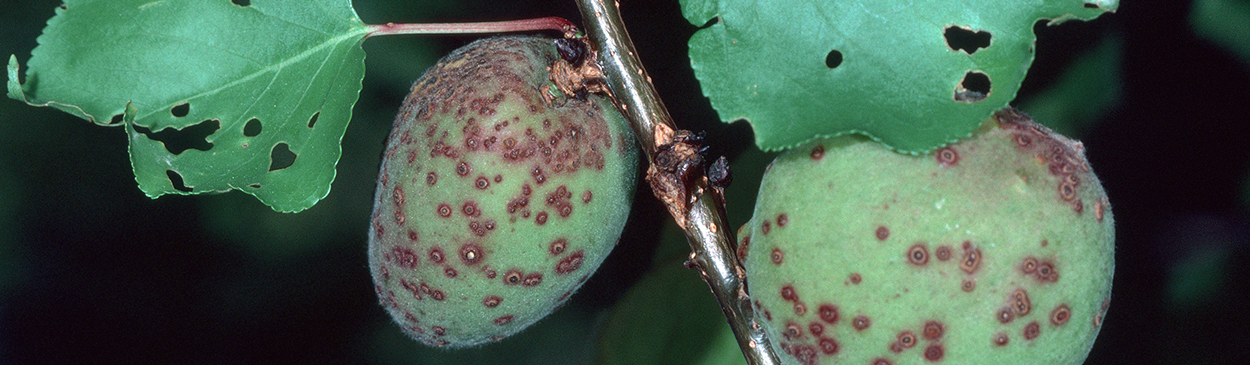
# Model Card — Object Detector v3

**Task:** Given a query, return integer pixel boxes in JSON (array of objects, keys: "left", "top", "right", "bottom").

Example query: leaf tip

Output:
[
  {"left": 679, "top": 0, "right": 720, "bottom": 28},
  {"left": 7, "top": 54, "right": 25, "bottom": 102}
]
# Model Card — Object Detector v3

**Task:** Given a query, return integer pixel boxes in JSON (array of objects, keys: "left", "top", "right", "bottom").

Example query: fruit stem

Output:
[
  {"left": 365, "top": 17, "right": 579, "bottom": 38},
  {"left": 574, "top": 1, "right": 782, "bottom": 364}
]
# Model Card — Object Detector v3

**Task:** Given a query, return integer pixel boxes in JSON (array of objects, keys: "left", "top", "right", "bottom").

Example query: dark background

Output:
[{"left": 2, "top": 0, "right": 1248, "bottom": 364}]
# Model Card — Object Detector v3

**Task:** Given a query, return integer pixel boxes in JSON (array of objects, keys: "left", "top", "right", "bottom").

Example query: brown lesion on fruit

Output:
[
  {"left": 467, "top": 220, "right": 495, "bottom": 237},
  {"left": 545, "top": 185, "right": 574, "bottom": 218},
  {"left": 1022, "top": 256, "right": 1060, "bottom": 283},
  {"left": 894, "top": 331, "right": 917, "bottom": 351},
  {"left": 1093, "top": 298, "right": 1110, "bottom": 328},
  {"left": 735, "top": 232, "right": 751, "bottom": 261},
  {"left": 996, "top": 306, "right": 1015, "bottom": 324},
  {"left": 808, "top": 322, "right": 825, "bottom": 336},
  {"left": 818, "top": 304, "right": 839, "bottom": 323},
  {"left": 1021, "top": 256, "right": 1039, "bottom": 274},
  {"left": 505, "top": 184, "right": 533, "bottom": 222},
  {"left": 1023, "top": 321, "right": 1041, "bottom": 340},
  {"left": 503, "top": 269, "right": 523, "bottom": 285},
  {"left": 958, "top": 241, "right": 982, "bottom": 274},
  {"left": 554, "top": 250, "right": 584, "bottom": 274},
  {"left": 1050, "top": 304, "right": 1071, "bottom": 326},
  {"left": 818, "top": 337, "right": 838, "bottom": 355},
  {"left": 994, "top": 108, "right": 1101, "bottom": 216},
  {"left": 428, "top": 247, "right": 446, "bottom": 264},
  {"left": 783, "top": 321, "right": 804, "bottom": 341},
  {"left": 522, "top": 272, "right": 544, "bottom": 286},
  {"left": 907, "top": 244, "right": 930, "bottom": 265},
  {"left": 390, "top": 246, "right": 419, "bottom": 270},
  {"left": 461, "top": 201, "right": 481, "bottom": 217},
  {"left": 781, "top": 285, "right": 799, "bottom": 302},
  {"left": 1094, "top": 197, "right": 1109, "bottom": 222},
  {"left": 793, "top": 302, "right": 808, "bottom": 316},
  {"left": 923, "top": 321, "right": 944, "bottom": 340},
  {"left": 399, "top": 279, "right": 423, "bottom": 300},
  {"left": 1009, "top": 288, "right": 1032, "bottom": 316},
  {"left": 935, "top": 146, "right": 959, "bottom": 166},
  {"left": 549, "top": 238, "right": 568, "bottom": 255},
  {"left": 923, "top": 344, "right": 944, "bottom": 361},
  {"left": 876, "top": 225, "right": 890, "bottom": 241},
  {"left": 853, "top": 315, "right": 872, "bottom": 331},
  {"left": 993, "top": 332, "right": 1010, "bottom": 346},
  {"left": 459, "top": 243, "right": 484, "bottom": 265}
]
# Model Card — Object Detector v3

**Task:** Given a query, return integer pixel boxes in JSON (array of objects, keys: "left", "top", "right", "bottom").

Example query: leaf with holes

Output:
[
  {"left": 7, "top": 0, "right": 368, "bottom": 212},
  {"left": 681, "top": 0, "right": 1118, "bottom": 153}
]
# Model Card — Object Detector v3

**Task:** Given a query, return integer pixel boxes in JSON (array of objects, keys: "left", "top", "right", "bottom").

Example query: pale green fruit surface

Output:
[
  {"left": 368, "top": 36, "right": 637, "bottom": 347},
  {"left": 740, "top": 109, "right": 1113, "bottom": 365}
]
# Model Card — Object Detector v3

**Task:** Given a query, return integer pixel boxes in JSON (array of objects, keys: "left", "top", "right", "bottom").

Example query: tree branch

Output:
[{"left": 573, "top": 1, "right": 781, "bottom": 364}]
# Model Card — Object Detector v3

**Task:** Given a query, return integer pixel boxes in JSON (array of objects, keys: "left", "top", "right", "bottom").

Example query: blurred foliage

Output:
[
  {"left": 596, "top": 224, "right": 745, "bottom": 365},
  {"left": 1016, "top": 36, "right": 1123, "bottom": 138},
  {"left": 1191, "top": 0, "right": 1250, "bottom": 65},
  {"left": 1165, "top": 246, "right": 1231, "bottom": 309}
]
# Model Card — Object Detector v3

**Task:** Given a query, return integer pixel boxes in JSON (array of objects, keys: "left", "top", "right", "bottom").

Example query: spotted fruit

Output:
[
  {"left": 368, "top": 36, "right": 638, "bottom": 347},
  {"left": 739, "top": 109, "right": 1113, "bottom": 365}
]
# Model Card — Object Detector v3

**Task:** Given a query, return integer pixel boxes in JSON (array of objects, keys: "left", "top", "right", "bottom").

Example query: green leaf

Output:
[
  {"left": 681, "top": 0, "right": 1117, "bottom": 153},
  {"left": 8, "top": 0, "right": 369, "bottom": 212}
]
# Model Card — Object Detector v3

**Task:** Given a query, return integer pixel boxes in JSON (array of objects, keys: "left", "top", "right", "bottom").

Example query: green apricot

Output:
[
  {"left": 368, "top": 36, "right": 637, "bottom": 347},
  {"left": 740, "top": 109, "right": 1113, "bottom": 365}
]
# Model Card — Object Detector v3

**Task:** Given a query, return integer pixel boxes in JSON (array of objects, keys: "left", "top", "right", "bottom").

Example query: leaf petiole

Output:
[{"left": 366, "top": 17, "right": 579, "bottom": 39}]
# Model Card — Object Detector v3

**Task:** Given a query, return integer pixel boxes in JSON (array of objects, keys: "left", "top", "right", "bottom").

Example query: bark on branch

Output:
[{"left": 573, "top": 1, "right": 781, "bottom": 364}]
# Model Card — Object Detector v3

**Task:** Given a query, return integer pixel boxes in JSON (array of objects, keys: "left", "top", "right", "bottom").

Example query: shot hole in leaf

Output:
[
  {"left": 170, "top": 102, "right": 190, "bottom": 117},
  {"left": 232, "top": 0, "right": 251, "bottom": 6},
  {"left": 1083, "top": 2, "right": 1099, "bottom": 8},
  {"left": 248, "top": 183, "right": 261, "bottom": 189},
  {"left": 109, "top": 114, "right": 124, "bottom": 124},
  {"left": 269, "top": 143, "right": 297, "bottom": 171},
  {"left": 166, "top": 170, "right": 192, "bottom": 192},
  {"left": 825, "top": 50, "right": 843, "bottom": 69},
  {"left": 133, "top": 119, "right": 219, "bottom": 154},
  {"left": 307, "top": 111, "right": 320, "bottom": 128},
  {"left": 954, "top": 71, "right": 991, "bottom": 103},
  {"left": 693, "top": 15, "right": 721, "bottom": 29},
  {"left": 943, "top": 26, "right": 992, "bottom": 54},
  {"left": 243, "top": 118, "right": 262, "bottom": 137}
]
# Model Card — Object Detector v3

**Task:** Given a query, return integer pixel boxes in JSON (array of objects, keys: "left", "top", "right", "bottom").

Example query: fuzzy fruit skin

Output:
[
  {"left": 368, "top": 36, "right": 637, "bottom": 347},
  {"left": 740, "top": 109, "right": 1113, "bottom": 365}
]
